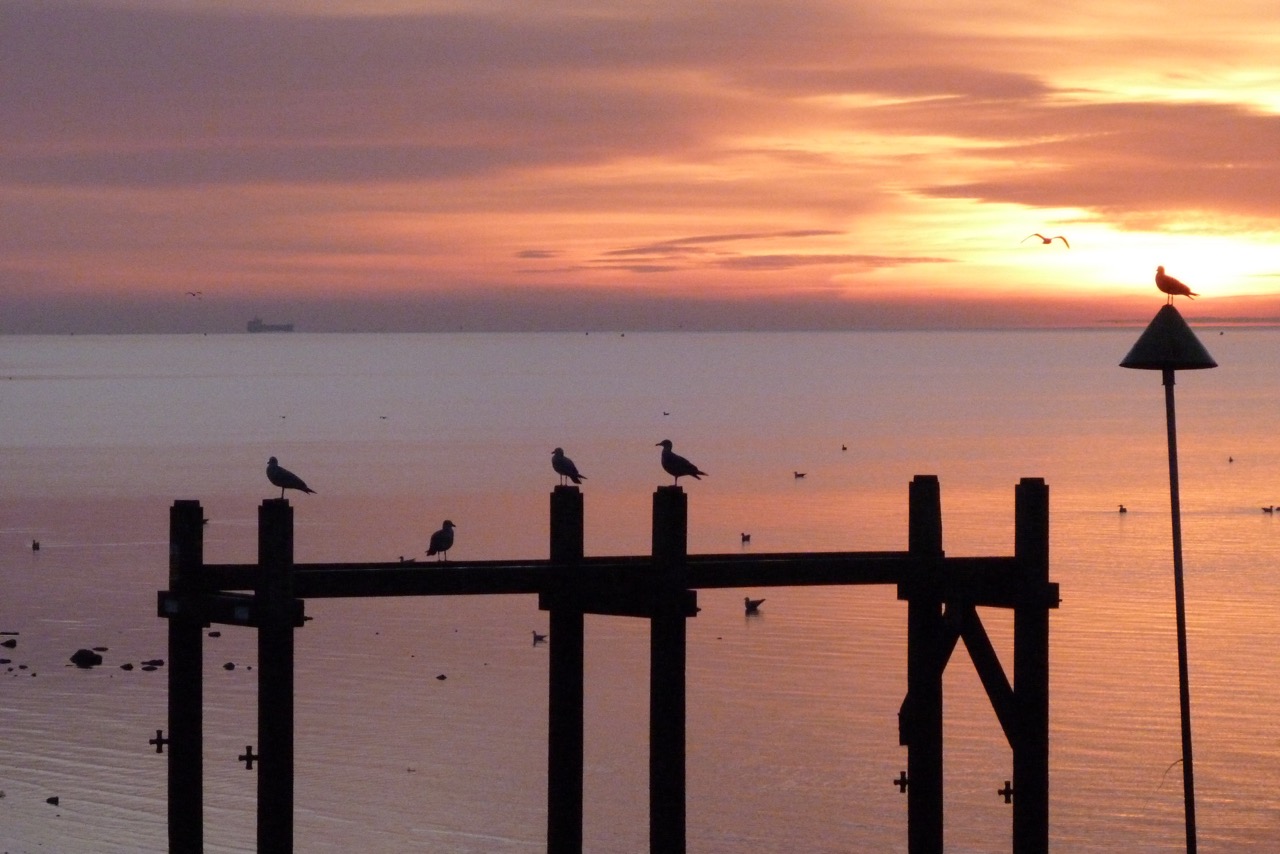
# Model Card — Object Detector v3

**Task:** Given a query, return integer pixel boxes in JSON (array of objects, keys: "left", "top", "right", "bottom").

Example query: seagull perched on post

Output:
[
  {"left": 1155, "top": 266, "right": 1198, "bottom": 303},
  {"left": 427, "top": 520, "right": 455, "bottom": 561},
  {"left": 551, "top": 447, "right": 586, "bottom": 485},
  {"left": 1021, "top": 233, "right": 1069, "bottom": 248},
  {"left": 266, "top": 456, "right": 316, "bottom": 498},
  {"left": 656, "top": 439, "right": 708, "bottom": 484}
]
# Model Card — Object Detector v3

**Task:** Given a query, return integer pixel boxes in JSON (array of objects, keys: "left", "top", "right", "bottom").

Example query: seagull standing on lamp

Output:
[{"left": 1120, "top": 271, "right": 1217, "bottom": 854}]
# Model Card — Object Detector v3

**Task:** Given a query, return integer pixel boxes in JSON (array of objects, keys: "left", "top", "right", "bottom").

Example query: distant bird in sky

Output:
[
  {"left": 551, "top": 447, "right": 586, "bottom": 485},
  {"left": 657, "top": 439, "right": 708, "bottom": 484},
  {"left": 1022, "top": 233, "right": 1069, "bottom": 248},
  {"left": 266, "top": 456, "right": 316, "bottom": 498},
  {"left": 744, "top": 596, "right": 765, "bottom": 614},
  {"left": 1155, "top": 266, "right": 1198, "bottom": 302},
  {"left": 427, "top": 520, "right": 455, "bottom": 561},
  {"left": 185, "top": 290, "right": 202, "bottom": 298}
]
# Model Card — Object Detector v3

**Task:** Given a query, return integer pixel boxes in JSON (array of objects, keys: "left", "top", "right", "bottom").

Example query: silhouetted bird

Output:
[
  {"left": 532, "top": 630, "right": 547, "bottom": 645},
  {"left": 656, "top": 439, "right": 707, "bottom": 484},
  {"left": 741, "top": 532, "right": 751, "bottom": 544},
  {"left": 1155, "top": 266, "right": 1198, "bottom": 303},
  {"left": 266, "top": 457, "right": 316, "bottom": 498},
  {"left": 1118, "top": 505, "right": 1127, "bottom": 513},
  {"left": 1022, "top": 233, "right": 1069, "bottom": 248},
  {"left": 1263, "top": 506, "right": 1274, "bottom": 514},
  {"left": 744, "top": 596, "right": 765, "bottom": 614},
  {"left": 551, "top": 447, "right": 586, "bottom": 485},
  {"left": 794, "top": 471, "right": 806, "bottom": 479},
  {"left": 427, "top": 520, "right": 455, "bottom": 561}
]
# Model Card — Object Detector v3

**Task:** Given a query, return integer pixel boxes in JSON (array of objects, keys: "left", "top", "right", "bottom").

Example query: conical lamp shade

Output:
[{"left": 1120, "top": 305, "right": 1217, "bottom": 371}]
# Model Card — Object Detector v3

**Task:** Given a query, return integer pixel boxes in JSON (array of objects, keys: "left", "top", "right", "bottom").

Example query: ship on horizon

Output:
[{"left": 247, "top": 317, "right": 294, "bottom": 333}]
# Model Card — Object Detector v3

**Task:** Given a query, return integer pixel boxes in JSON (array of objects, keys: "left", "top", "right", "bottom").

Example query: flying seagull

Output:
[
  {"left": 656, "top": 439, "right": 708, "bottom": 484},
  {"left": 427, "top": 520, "right": 455, "bottom": 561},
  {"left": 551, "top": 447, "right": 586, "bottom": 485},
  {"left": 1155, "top": 266, "right": 1198, "bottom": 303},
  {"left": 266, "top": 456, "right": 316, "bottom": 498},
  {"left": 1022, "top": 233, "right": 1069, "bottom": 248},
  {"left": 744, "top": 596, "right": 765, "bottom": 614}
]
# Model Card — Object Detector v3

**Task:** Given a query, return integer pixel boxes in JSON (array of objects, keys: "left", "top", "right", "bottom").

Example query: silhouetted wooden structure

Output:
[{"left": 158, "top": 475, "right": 1057, "bottom": 853}]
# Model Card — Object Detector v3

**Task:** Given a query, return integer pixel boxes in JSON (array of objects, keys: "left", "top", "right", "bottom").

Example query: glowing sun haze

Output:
[{"left": 3, "top": 0, "right": 1280, "bottom": 332}]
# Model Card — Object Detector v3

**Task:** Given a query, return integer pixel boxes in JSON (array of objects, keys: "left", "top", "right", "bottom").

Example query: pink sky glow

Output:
[{"left": 3, "top": 0, "right": 1280, "bottom": 332}]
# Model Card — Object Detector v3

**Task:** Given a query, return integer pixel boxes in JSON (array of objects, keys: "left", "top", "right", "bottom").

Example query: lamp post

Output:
[{"left": 1120, "top": 304, "right": 1217, "bottom": 854}]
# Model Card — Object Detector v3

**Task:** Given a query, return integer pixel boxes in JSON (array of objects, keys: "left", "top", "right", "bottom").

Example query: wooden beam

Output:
[{"left": 957, "top": 606, "right": 1017, "bottom": 746}]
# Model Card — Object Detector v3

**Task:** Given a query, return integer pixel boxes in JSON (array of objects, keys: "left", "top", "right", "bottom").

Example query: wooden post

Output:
[
  {"left": 257, "top": 498, "right": 295, "bottom": 853},
  {"left": 167, "top": 499, "right": 205, "bottom": 852},
  {"left": 650, "top": 485, "right": 688, "bottom": 854},
  {"left": 906, "top": 475, "right": 944, "bottom": 854},
  {"left": 547, "top": 485, "right": 585, "bottom": 854},
  {"left": 1013, "top": 478, "right": 1050, "bottom": 852}
]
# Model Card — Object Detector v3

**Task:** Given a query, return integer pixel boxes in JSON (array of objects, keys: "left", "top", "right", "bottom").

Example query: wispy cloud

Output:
[{"left": 2, "top": 0, "right": 1279, "bottom": 331}]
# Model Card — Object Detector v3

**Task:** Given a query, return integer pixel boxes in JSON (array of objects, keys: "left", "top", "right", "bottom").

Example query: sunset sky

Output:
[{"left": 4, "top": 0, "right": 1280, "bottom": 332}]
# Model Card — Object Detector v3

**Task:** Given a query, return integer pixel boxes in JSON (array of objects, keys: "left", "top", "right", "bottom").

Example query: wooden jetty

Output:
[{"left": 157, "top": 474, "right": 1058, "bottom": 853}]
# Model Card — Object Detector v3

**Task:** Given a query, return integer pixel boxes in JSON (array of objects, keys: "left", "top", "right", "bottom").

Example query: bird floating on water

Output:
[
  {"left": 744, "top": 596, "right": 765, "bottom": 614},
  {"left": 1155, "top": 266, "right": 1198, "bottom": 303},
  {"left": 266, "top": 457, "right": 316, "bottom": 498},
  {"left": 657, "top": 440, "right": 707, "bottom": 484},
  {"left": 793, "top": 471, "right": 806, "bottom": 479},
  {"left": 1263, "top": 506, "right": 1275, "bottom": 514},
  {"left": 1022, "top": 233, "right": 1069, "bottom": 248},
  {"left": 1118, "top": 505, "right": 1127, "bottom": 513},
  {"left": 532, "top": 630, "right": 547, "bottom": 645},
  {"left": 551, "top": 447, "right": 586, "bottom": 485},
  {"left": 427, "top": 520, "right": 455, "bottom": 561},
  {"left": 741, "top": 532, "right": 751, "bottom": 544}
]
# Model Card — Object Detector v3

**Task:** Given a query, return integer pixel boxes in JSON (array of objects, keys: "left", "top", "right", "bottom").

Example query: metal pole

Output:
[{"left": 1163, "top": 368, "right": 1197, "bottom": 853}]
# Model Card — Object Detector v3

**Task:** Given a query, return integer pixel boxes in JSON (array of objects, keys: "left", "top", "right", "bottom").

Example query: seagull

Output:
[
  {"left": 1155, "top": 266, "right": 1198, "bottom": 303},
  {"left": 551, "top": 447, "right": 586, "bottom": 485},
  {"left": 532, "top": 630, "right": 547, "bottom": 645},
  {"left": 1022, "top": 233, "right": 1069, "bottom": 248},
  {"left": 185, "top": 290, "right": 203, "bottom": 298},
  {"left": 1263, "top": 506, "right": 1275, "bottom": 514},
  {"left": 794, "top": 471, "right": 806, "bottom": 479},
  {"left": 744, "top": 596, "right": 765, "bottom": 614},
  {"left": 741, "top": 532, "right": 751, "bottom": 544},
  {"left": 266, "top": 456, "right": 316, "bottom": 498},
  {"left": 656, "top": 439, "right": 707, "bottom": 484},
  {"left": 427, "top": 520, "right": 455, "bottom": 561},
  {"left": 1118, "top": 504, "right": 1127, "bottom": 513}
]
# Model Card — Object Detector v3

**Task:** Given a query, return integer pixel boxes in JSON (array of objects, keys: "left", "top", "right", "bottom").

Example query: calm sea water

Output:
[{"left": 2, "top": 328, "right": 1279, "bottom": 852}]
